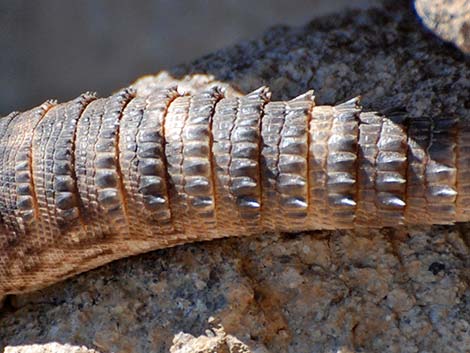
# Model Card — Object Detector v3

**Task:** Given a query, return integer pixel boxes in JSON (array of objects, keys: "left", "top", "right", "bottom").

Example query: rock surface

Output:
[
  {"left": 415, "top": 0, "right": 470, "bottom": 54},
  {"left": 169, "top": 325, "right": 258, "bottom": 353},
  {"left": 4, "top": 343, "right": 99, "bottom": 353},
  {"left": 1, "top": 1, "right": 470, "bottom": 353}
]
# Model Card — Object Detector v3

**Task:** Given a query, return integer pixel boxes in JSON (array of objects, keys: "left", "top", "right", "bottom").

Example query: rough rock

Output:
[
  {"left": 169, "top": 324, "right": 259, "bottom": 353},
  {"left": 4, "top": 343, "right": 99, "bottom": 353},
  {"left": 414, "top": 0, "right": 470, "bottom": 54},
  {"left": 1, "top": 1, "right": 470, "bottom": 353}
]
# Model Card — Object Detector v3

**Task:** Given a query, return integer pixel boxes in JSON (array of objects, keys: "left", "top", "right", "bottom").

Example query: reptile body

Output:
[{"left": 0, "top": 86, "right": 465, "bottom": 296}]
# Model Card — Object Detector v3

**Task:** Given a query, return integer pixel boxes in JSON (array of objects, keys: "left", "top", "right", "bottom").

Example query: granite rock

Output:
[
  {"left": 169, "top": 324, "right": 261, "bottom": 353},
  {"left": 4, "top": 343, "right": 99, "bottom": 353},
  {"left": 1, "top": 1, "right": 470, "bottom": 353}
]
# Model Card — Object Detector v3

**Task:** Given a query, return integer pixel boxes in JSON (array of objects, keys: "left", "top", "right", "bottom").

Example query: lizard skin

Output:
[{"left": 0, "top": 85, "right": 464, "bottom": 296}]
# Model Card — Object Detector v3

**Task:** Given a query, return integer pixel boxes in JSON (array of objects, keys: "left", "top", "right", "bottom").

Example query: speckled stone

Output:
[
  {"left": 1, "top": 1, "right": 470, "bottom": 353},
  {"left": 170, "top": 324, "right": 261, "bottom": 353},
  {"left": 4, "top": 343, "right": 99, "bottom": 353}
]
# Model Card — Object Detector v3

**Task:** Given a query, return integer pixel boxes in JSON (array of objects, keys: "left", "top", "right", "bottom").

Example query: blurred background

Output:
[{"left": 0, "top": 0, "right": 377, "bottom": 115}]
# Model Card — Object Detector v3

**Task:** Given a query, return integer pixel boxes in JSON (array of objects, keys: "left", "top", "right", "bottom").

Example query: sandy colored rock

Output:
[
  {"left": 169, "top": 324, "right": 262, "bottom": 353},
  {"left": 4, "top": 343, "right": 100, "bottom": 353},
  {"left": 415, "top": 0, "right": 470, "bottom": 54},
  {"left": 0, "top": 1, "right": 469, "bottom": 353}
]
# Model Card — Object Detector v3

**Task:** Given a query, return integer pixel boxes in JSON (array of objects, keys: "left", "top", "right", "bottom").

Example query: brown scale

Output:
[
  {"left": 42, "top": 104, "right": 70, "bottom": 236},
  {"left": 51, "top": 94, "right": 96, "bottom": 240},
  {"left": 308, "top": 105, "right": 334, "bottom": 229},
  {"left": 119, "top": 95, "right": 150, "bottom": 237},
  {"left": 76, "top": 98, "right": 111, "bottom": 241},
  {"left": 4, "top": 111, "right": 31, "bottom": 238},
  {"left": 94, "top": 89, "right": 134, "bottom": 238},
  {"left": 229, "top": 87, "right": 269, "bottom": 234},
  {"left": 374, "top": 114, "right": 408, "bottom": 226},
  {"left": 423, "top": 117, "right": 458, "bottom": 224},
  {"left": 1, "top": 87, "right": 470, "bottom": 297},
  {"left": 405, "top": 118, "right": 432, "bottom": 224},
  {"left": 30, "top": 105, "right": 74, "bottom": 279},
  {"left": 356, "top": 112, "right": 383, "bottom": 226},
  {"left": 276, "top": 92, "right": 313, "bottom": 232},
  {"left": 0, "top": 113, "right": 21, "bottom": 249},
  {"left": 261, "top": 101, "right": 286, "bottom": 232},
  {"left": 212, "top": 96, "right": 241, "bottom": 236},
  {"left": 181, "top": 88, "right": 224, "bottom": 238},
  {"left": 120, "top": 88, "right": 180, "bottom": 241},
  {"left": 405, "top": 117, "right": 459, "bottom": 224},
  {"left": 164, "top": 95, "right": 191, "bottom": 236},
  {"left": 138, "top": 88, "right": 180, "bottom": 239},
  {"left": 14, "top": 102, "right": 56, "bottom": 231},
  {"left": 324, "top": 99, "right": 360, "bottom": 228},
  {"left": 2, "top": 103, "right": 56, "bottom": 288},
  {"left": 36, "top": 99, "right": 100, "bottom": 280},
  {"left": 32, "top": 105, "right": 65, "bottom": 240},
  {"left": 308, "top": 100, "right": 360, "bottom": 229},
  {"left": 0, "top": 111, "right": 20, "bottom": 267},
  {"left": 4, "top": 112, "right": 30, "bottom": 237}
]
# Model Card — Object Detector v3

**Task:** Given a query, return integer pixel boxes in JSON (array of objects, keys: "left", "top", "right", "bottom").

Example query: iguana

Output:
[{"left": 0, "top": 84, "right": 464, "bottom": 296}]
